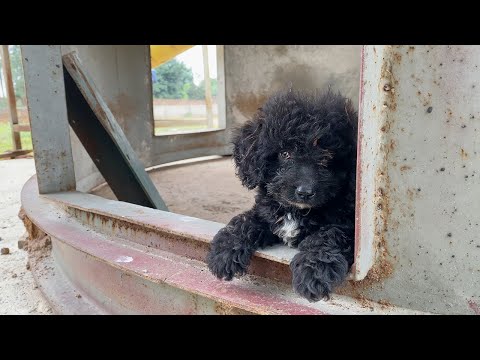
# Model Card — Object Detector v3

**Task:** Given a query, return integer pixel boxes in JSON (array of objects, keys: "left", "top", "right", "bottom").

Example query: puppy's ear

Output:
[{"left": 232, "top": 118, "right": 264, "bottom": 189}]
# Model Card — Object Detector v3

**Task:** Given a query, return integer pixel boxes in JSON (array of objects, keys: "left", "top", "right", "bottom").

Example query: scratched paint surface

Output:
[{"left": 354, "top": 45, "right": 480, "bottom": 314}]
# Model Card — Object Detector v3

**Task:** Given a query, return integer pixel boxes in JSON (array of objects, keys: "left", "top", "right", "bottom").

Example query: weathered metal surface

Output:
[
  {"left": 30, "top": 254, "right": 106, "bottom": 315},
  {"left": 353, "top": 45, "right": 480, "bottom": 314},
  {"left": 21, "top": 45, "right": 76, "bottom": 193},
  {"left": 224, "top": 46, "right": 362, "bottom": 127},
  {"left": 47, "top": 189, "right": 296, "bottom": 285},
  {"left": 0, "top": 45, "right": 21, "bottom": 151},
  {"left": 62, "top": 52, "right": 167, "bottom": 210},
  {"left": 21, "top": 175, "right": 425, "bottom": 314}
]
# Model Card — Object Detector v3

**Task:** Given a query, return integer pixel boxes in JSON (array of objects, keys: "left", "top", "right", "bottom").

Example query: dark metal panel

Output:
[{"left": 62, "top": 52, "right": 167, "bottom": 210}]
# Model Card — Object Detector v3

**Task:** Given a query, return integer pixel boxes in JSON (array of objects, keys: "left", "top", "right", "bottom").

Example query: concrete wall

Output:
[
  {"left": 354, "top": 45, "right": 480, "bottom": 314},
  {"left": 225, "top": 45, "right": 362, "bottom": 126}
]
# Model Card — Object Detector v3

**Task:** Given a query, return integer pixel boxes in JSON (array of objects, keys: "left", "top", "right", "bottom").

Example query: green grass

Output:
[{"left": 0, "top": 122, "right": 32, "bottom": 154}]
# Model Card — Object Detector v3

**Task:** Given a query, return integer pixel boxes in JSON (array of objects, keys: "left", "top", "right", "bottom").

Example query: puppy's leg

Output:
[
  {"left": 207, "top": 209, "right": 277, "bottom": 281},
  {"left": 290, "top": 226, "right": 354, "bottom": 301}
]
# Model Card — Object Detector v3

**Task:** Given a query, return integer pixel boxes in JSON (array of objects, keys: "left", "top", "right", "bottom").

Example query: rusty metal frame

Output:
[{"left": 21, "top": 173, "right": 425, "bottom": 314}]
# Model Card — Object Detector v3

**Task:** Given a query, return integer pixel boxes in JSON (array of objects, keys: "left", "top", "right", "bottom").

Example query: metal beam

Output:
[
  {"left": 21, "top": 45, "right": 76, "bottom": 193},
  {"left": 62, "top": 51, "right": 167, "bottom": 210}
]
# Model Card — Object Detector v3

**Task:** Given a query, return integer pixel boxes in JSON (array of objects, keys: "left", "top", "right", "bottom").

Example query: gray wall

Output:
[{"left": 225, "top": 45, "right": 361, "bottom": 126}]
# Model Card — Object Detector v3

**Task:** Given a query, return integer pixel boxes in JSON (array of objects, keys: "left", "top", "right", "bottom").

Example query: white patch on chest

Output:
[{"left": 274, "top": 213, "right": 300, "bottom": 247}]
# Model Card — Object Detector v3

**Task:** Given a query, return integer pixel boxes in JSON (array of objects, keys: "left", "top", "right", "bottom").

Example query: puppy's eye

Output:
[{"left": 280, "top": 151, "right": 291, "bottom": 159}]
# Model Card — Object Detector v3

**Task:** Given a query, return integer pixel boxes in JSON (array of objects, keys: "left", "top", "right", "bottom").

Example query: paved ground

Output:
[{"left": 0, "top": 158, "right": 52, "bottom": 315}]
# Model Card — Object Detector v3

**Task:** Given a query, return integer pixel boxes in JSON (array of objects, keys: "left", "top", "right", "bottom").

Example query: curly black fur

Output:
[{"left": 206, "top": 89, "right": 358, "bottom": 301}]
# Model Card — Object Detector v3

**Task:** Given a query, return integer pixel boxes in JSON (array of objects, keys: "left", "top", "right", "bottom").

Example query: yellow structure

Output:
[{"left": 150, "top": 45, "right": 194, "bottom": 68}]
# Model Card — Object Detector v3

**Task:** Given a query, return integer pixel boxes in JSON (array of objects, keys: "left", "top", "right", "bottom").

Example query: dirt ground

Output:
[
  {"left": 93, "top": 157, "right": 256, "bottom": 224},
  {"left": 0, "top": 158, "right": 52, "bottom": 315}
]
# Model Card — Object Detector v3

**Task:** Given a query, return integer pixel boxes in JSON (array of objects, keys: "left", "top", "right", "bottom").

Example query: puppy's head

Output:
[{"left": 232, "top": 89, "right": 357, "bottom": 209}]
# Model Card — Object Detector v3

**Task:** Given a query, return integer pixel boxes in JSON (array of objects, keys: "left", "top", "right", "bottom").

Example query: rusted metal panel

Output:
[
  {"left": 21, "top": 175, "right": 426, "bottom": 314},
  {"left": 353, "top": 45, "right": 480, "bottom": 314},
  {"left": 62, "top": 52, "right": 167, "bottom": 211},
  {"left": 21, "top": 45, "right": 76, "bottom": 193}
]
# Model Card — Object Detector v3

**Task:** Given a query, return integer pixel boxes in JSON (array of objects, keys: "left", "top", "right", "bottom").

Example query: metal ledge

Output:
[{"left": 21, "top": 175, "right": 427, "bottom": 314}]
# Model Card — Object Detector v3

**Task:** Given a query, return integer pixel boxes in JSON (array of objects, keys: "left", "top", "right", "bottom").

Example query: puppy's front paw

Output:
[
  {"left": 290, "top": 250, "right": 348, "bottom": 302},
  {"left": 206, "top": 229, "right": 253, "bottom": 281}
]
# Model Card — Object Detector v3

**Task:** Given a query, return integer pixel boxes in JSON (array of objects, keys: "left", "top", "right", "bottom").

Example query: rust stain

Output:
[
  {"left": 107, "top": 93, "right": 137, "bottom": 131},
  {"left": 233, "top": 92, "right": 268, "bottom": 118},
  {"left": 467, "top": 300, "right": 480, "bottom": 315},
  {"left": 378, "top": 299, "right": 393, "bottom": 308},
  {"left": 392, "top": 52, "right": 402, "bottom": 64},
  {"left": 460, "top": 148, "right": 468, "bottom": 160},
  {"left": 400, "top": 165, "right": 412, "bottom": 172},
  {"left": 389, "top": 139, "right": 396, "bottom": 150},
  {"left": 380, "top": 51, "right": 398, "bottom": 111},
  {"left": 353, "top": 46, "right": 399, "bottom": 296},
  {"left": 214, "top": 302, "right": 253, "bottom": 315}
]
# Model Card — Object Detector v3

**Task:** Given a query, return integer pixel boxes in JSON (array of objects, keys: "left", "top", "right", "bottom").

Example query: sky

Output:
[{"left": 176, "top": 45, "right": 217, "bottom": 85}]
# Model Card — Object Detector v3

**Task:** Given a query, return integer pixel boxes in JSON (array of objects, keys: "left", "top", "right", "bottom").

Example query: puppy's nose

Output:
[{"left": 295, "top": 185, "right": 315, "bottom": 200}]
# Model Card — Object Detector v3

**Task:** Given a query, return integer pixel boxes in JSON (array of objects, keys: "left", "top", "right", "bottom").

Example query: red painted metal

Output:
[
  {"left": 22, "top": 175, "right": 425, "bottom": 314},
  {"left": 352, "top": 46, "right": 365, "bottom": 280},
  {"left": 21, "top": 176, "right": 322, "bottom": 314}
]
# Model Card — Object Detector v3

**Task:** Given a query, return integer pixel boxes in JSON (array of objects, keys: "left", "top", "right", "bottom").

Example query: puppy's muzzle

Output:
[{"left": 295, "top": 185, "right": 315, "bottom": 201}]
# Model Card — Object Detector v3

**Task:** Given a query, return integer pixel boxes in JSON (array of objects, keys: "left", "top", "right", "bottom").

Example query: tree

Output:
[
  {"left": 0, "top": 45, "right": 26, "bottom": 107},
  {"left": 152, "top": 59, "right": 194, "bottom": 99},
  {"left": 186, "top": 78, "right": 218, "bottom": 100},
  {"left": 9, "top": 45, "right": 25, "bottom": 103}
]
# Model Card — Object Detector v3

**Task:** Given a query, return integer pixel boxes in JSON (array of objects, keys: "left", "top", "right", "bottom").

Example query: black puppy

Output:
[{"left": 207, "top": 89, "right": 357, "bottom": 301}]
